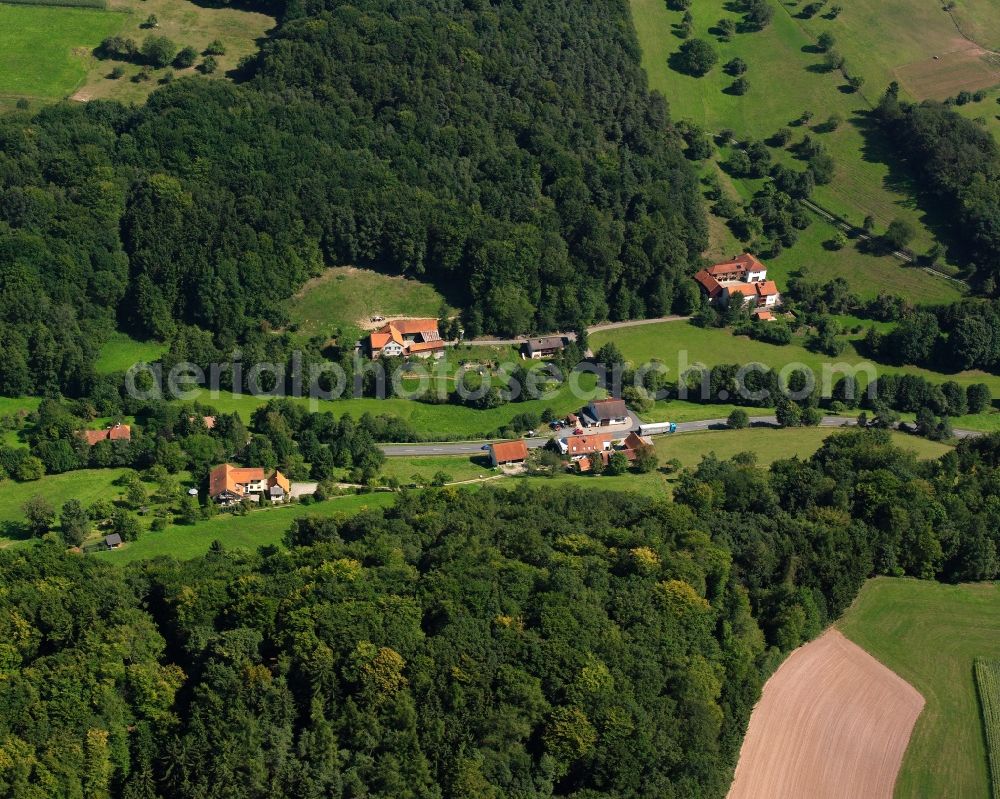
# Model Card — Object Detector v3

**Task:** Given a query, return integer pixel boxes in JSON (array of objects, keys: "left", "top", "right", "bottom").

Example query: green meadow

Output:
[
  {"left": 839, "top": 578, "right": 1000, "bottom": 799},
  {"left": 628, "top": 0, "right": 969, "bottom": 290},
  {"left": 0, "top": 4, "right": 125, "bottom": 100},
  {"left": 630, "top": 0, "right": 943, "bottom": 240},
  {"left": 590, "top": 319, "right": 1000, "bottom": 393},
  {"left": 95, "top": 332, "right": 168, "bottom": 374},
  {"left": 286, "top": 266, "right": 455, "bottom": 343},
  {"left": 92, "top": 492, "right": 396, "bottom": 563}
]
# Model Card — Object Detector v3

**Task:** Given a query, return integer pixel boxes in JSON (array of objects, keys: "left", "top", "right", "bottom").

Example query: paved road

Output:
[
  {"left": 380, "top": 414, "right": 981, "bottom": 456},
  {"left": 448, "top": 316, "right": 690, "bottom": 350}
]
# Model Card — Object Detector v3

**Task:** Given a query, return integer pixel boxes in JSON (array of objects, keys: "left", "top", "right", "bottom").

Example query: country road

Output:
[
  {"left": 380, "top": 414, "right": 981, "bottom": 456},
  {"left": 449, "top": 315, "right": 690, "bottom": 349}
]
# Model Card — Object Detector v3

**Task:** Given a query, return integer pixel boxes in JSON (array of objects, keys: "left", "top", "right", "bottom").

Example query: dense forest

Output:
[
  {"left": 3, "top": 428, "right": 999, "bottom": 797},
  {"left": 0, "top": 0, "right": 706, "bottom": 398}
]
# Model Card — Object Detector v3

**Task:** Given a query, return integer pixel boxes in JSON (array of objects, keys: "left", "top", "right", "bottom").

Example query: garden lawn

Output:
[
  {"left": 95, "top": 332, "right": 167, "bottom": 374},
  {"left": 93, "top": 492, "right": 396, "bottom": 563},
  {"left": 0, "top": 4, "right": 125, "bottom": 100},
  {"left": 629, "top": 0, "right": 955, "bottom": 259},
  {"left": 839, "top": 578, "right": 1000, "bottom": 799}
]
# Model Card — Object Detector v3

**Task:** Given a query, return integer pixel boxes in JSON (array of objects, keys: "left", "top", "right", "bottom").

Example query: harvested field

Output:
[
  {"left": 895, "top": 43, "right": 1000, "bottom": 100},
  {"left": 727, "top": 628, "right": 924, "bottom": 799}
]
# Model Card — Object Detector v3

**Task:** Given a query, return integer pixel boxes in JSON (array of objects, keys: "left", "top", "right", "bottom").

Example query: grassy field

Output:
[
  {"left": 95, "top": 332, "right": 167, "bottom": 374},
  {"left": 839, "top": 578, "right": 1000, "bottom": 799},
  {"left": 763, "top": 218, "right": 964, "bottom": 305},
  {"left": 0, "top": 468, "right": 130, "bottom": 540},
  {"left": 0, "top": 4, "right": 125, "bottom": 101},
  {"left": 0, "top": 397, "right": 40, "bottom": 418},
  {"left": 629, "top": 0, "right": 961, "bottom": 267},
  {"left": 590, "top": 319, "right": 1000, "bottom": 395},
  {"left": 92, "top": 492, "right": 396, "bottom": 563},
  {"left": 0, "top": 0, "right": 273, "bottom": 107},
  {"left": 379, "top": 454, "right": 496, "bottom": 485},
  {"left": 974, "top": 658, "right": 1000, "bottom": 799},
  {"left": 286, "top": 266, "right": 456, "bottom": 343},
  {"left": 180, "top": 368, "right": 601, "bottom": 438},
  {"left": 410, "top": 427, "right": 952, "bottom": 499}
]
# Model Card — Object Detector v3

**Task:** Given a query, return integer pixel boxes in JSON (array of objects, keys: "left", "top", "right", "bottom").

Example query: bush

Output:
[
  {"left": 174, "top": 46, "right": 198, "bottom": 69},
  {"left": 200, "top": 56, "right": 219, "bottom": 74},
  {"left": 730, "top": 77, "right": 750, "bottom": 95},
  {"left": 204, "top": 39, "right": 226, "bottom": 56},
  {"left": 727, "top": 408, "right": 749, "bottom": 429},
  {"left": 141, "top": 35, "right": 177, "bottom": 68}
]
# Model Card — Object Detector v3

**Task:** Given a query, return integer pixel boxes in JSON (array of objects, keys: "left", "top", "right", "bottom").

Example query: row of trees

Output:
[{"left": 875, "top": 84, "right": 1000, "bottom": 293}]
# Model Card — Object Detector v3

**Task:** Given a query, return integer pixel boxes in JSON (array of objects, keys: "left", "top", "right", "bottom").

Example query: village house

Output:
[
  {"left": 693, "top": 253, "right": 781, "bottom": 310},
  {"left": 367, "top": 318, "right": 445, "bottom": 359},
  {"left": 80, "top": 423, "right": 131, "bottom": 446},
  {"left": 557, "top": 432, "right": 613, "bottom": 460},
  {"left": 104, "top": 533, "right": 123, "bottom": 550},
  {"left": 582, "top": 398, "right": 630, "bottom": 428},
  {"left": 488, "top": 439, "right": 529, "bottom": 467},
  {"left": 521, "top": 336, "right": 568, "bottom": 359},
  {"left": 574, "top": 431, "right": 653, "bottom": 473},
  {"left": 209, "top": 463, "right": 291, "bottom": 504}
]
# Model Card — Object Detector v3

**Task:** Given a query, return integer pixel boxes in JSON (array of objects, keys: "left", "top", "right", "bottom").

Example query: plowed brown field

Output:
[{"left": 727, "top": 629, "right": 924, "bottom": 799}]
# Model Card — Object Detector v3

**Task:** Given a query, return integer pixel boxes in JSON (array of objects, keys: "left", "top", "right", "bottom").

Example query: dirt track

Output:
[{"left": 727, "top": 629, "right": 924, "bottom": 799}]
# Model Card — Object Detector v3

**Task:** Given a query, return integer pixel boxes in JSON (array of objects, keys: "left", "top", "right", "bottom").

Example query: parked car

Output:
[
  {"left": 480, "top": 444, "right": 490, "bottom": 450},
  {"left": 573, "top": 427, "right": 583, "bottom": 435},
  {"left": 371, "top": 315, "right": 385, "bottom": 323}
]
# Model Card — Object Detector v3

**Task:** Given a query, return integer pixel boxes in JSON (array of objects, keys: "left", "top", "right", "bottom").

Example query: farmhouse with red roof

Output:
[
  {"left": 693, "top": 253, "right": 781, "bottom": 310},
  {"left": 367, "top": 318, "right": 444, "bottom": 359}
]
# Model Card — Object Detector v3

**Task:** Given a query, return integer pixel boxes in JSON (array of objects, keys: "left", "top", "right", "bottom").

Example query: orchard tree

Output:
[{"left": 674, "top": 39, "right": 718, "bottom": 77}]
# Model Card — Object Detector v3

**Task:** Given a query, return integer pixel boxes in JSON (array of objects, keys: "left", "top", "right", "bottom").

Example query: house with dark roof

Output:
[
  {"left": 80, "top": 423, "right": 131, "bottom": 446},
  {"left": 489, "top": 439, "right": 529, "bottom": 466},
  {"left": 583, "top": 398, "right": 629, "bottom": 427},
  {"left": 522, "top": 336, "right": 568, "bottom": 359},
  {"left": 367, "top": 319, "right": 445, "bottom": 359},
  {"left": 104, "top": 533, "right": 123, "bottom": 549}
]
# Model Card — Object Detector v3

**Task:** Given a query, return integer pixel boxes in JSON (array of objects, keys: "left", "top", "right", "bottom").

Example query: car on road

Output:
[
  {"left": 480, "top": 444, "right": 490, "bottom": 450},
  {"left": 573, "top": 427, "right": 583, "bottom": 435}
]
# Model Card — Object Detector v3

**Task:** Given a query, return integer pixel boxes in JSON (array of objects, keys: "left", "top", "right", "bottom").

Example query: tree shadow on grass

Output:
[
  {"left": 852, "top": 110, "right": 967, "bottom": 261},
  {"left": 0, "top": 520, "right": 31, "bottom": 543}
]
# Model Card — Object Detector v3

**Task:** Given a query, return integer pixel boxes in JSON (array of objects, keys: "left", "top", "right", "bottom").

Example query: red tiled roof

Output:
[
  {"left": 408, "top": 339, "right": 445, "bottom": 353},
  {"left": 726, "top": 283, "right": 757, "bottom": 297},
  {"left": 490, "top": 440, "right": 529, "bottom": 463},
  {"left": 694, "top": 269, "right": 723, "bottom": 298},
  {"left": 565, "top": 433, "right": 613, "bottom": 455},
  {"left": 756, "top": 280, "right": 779, "bottom": 297},
  {"left": 391, "top": 318, "right": 439, "bottom": 335},
  {"left": 369, "top": 319, "right": 441, "bottom": 353},
  {"left": 209, "top": 463, "right": 266, "bottom": 498},
  {"left": 80, "top": 424, "right": 131, "bottom": 446},
  {"left": 622, "top": 431, "right": 653, "bottom": 450},
  {"left": 754, "top": 310, "right": 775, "bottom": 321}
]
